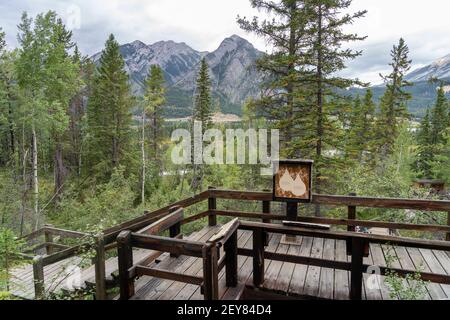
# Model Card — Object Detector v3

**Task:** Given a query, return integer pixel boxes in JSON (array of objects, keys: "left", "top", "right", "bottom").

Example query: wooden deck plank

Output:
[
  {"left": 273, "top": 238, "right": 302, "bottom": 294},
  {"left": 288, "top": 236, "right": 313, "bottom": 296},
  {"left": 363, "top": 245, "right": 382, "bottom": 300},
  {"left": 333, "top": 240, "right": 349, "bottom": 300},
  {"left": 407, "top": 247, "right": 446, "bottom": 300},
  {"left": 262, "top": 239, "right": 289, "bottom": 291},
  {"left": 318, "top": 238, "right": 335, "bottom": 299},
  {"left": 303, "top": 237, "right": 324, "bottom": 297},
  {"left": 419, "top": 248, "right": 450, "bottom": 298},
  {"left": 395, "top": 246, "right": 431, "bottom": 300},
  {"left": 369, "top": 244, "right": 392, "bottom": 300}
]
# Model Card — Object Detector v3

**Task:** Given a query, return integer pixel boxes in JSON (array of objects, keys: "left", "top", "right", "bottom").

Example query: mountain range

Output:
[
  {"left": 92, "top": 35, "right": 262, "bottom": 116},
  {"left": 92, "top": 36, "right": 450, "bottom": 118}
]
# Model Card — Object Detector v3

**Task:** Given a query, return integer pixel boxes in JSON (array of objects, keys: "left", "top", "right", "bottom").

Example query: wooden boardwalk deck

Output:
[{"left": 130, "top": 227, "right": 450, "bottom": 300}]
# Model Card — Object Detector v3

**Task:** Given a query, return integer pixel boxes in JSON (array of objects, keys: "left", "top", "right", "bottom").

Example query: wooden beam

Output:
[
  {"left": 202, "top": 243, "right": 219, "bottom": 300},
  {"left": 447, "top": 211, "right": 450, "bottom": 242},
  {"left": 133, "top": 265, "right": 204, "bottom": 285},
  {"left": 214, "top": 209, "right": 450, "bottom": 233},
  {"left": 94, "top": 233, "right": 106, "bottom": 300},
  {"left": 117, "top": 231, "right": 134, "bottom": 300},
  {"left": 104, "top": 191, "right": 209, "bottom": 235},
  {"left": 224, "top": 230, "right": 238, "bottom": 287},
  {"left": 209, "top": 189, "right": 450, "bottom": 211},
  {"left": 239, "top": 221, "right": 450, "bottom": 251},
  {"left": 130, "top": 233, "right": 204, "bottom": 257},
  {"left": 208, "top": 218, "right": 240, "bottom": 246},
  {"left": 181, "top": 211, "right": 209, "bottom": 225},
  {"left": 238, "top": 248, "right": 352, "bottom": 271},
  {"left": 262, "top": 191, "right": 271, "bottom": 246},
  {"left": 137, "top": 207, "right": 183, "bottom": 235},
  {"left": 282, "top": 221, "right": 330, "bottom": 230},
  {"left": 208, "top": 187, "right": 217, "bottom": 227},
  {"left": 350, "top": 238, "right": 365, "bottom": 300},
  {"left": 252, "top": 228, "right": 265, "bottom": 287},
  {"left": 32, "top": 255, "right": 45, "bottom": 300}
]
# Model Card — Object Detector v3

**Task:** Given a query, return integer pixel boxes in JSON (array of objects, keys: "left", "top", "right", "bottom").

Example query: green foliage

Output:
[
  {"left": 413, "top": 84, "right": 449, "bottom": 180},
  {"left": 238, "top": 0, "right": 367, "bottom": 199},
  {"left": 384, "top": 245, "right": 428, "bottom": 300},
  {"left": 0, "top": 227, "right": 25, "bottom": 292},
  {"left": 374, "top": 38, "right": 412, "bottom": 156},
  {"left": 193, "top": 58, "right": 212, "bottom": 129},
  {"left": 86, "top": 34, "right": 136, "bottom": 180}
]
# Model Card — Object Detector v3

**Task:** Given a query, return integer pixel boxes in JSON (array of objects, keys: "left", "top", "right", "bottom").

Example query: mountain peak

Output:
[
  {"left": 431, "top": 53, "right": 450, "bottom": 68},
  {"left": 405, "top": 53, "right": 450, "bottom": 82}
]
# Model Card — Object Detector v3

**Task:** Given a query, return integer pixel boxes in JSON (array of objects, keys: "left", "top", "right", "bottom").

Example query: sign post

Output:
[{"left": 273, "top": 160, "right": 314, "bottom": 244}]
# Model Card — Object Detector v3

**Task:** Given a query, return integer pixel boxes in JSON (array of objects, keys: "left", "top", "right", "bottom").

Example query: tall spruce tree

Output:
[
  {"left": 238, "top": 0, "right": 310, "bottom": 158},
  {"left": 16, "top": 11, "right": 81, "bottom": 228},
  {"left": 414, "top": 109, "right": 433, "bottom": 178},
  {"left": 190, "top": 58, "right": 212, "bottom": 191},
  {"left": 140, "top": 65, "right": 166, "bottom": 203},
  {"left": 239, "top": 0, "right": 366, "bottom": 212},
  {"left": 374, "top": 38, "right": 412, "bottom": 157},
  {"left": 193, "top": 58, "right": 212, "bottom": 130},
  {"left": 86, "top": 34, "right": 134, "bottom": 180},
  {"left": 346, "top": 89, "right": 376, "bottom": 161},
  {"left": 430, "top": 84, "right": 448, "bottom": 145}
]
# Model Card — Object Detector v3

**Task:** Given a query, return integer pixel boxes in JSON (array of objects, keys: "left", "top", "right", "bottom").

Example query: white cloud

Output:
[{"left": 0, "top": 0, "right": 449, "bottom": 84}]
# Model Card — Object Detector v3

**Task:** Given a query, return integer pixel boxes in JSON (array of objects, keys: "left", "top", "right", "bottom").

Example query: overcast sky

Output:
[{"left": 1, "top": 0, "right": 449, "bottom": 84}]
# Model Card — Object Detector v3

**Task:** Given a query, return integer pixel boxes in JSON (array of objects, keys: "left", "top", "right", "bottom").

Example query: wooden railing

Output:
[
  {"left": 19, "top": 187, "right": 450, "bottom": 300},
  {"left": 237, "top": 221, "right": 450, "bottom": 300},
  {"left": 117, "top": 209, "right": 240, "bottom": 300}
]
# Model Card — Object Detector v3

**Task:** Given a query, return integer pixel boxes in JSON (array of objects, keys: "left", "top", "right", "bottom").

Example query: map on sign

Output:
[{"left": 273, "top": 160, "right": 312, "bottom": 202}]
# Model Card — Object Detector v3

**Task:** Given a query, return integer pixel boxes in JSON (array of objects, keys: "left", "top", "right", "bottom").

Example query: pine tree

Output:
[
  {"left": 86, "top": 34, "right": 134, "bottom": 180},
  {"left": 141, "top": 65, "right": 166, "bottom": 203},
  {"left": 414, "top": 109, "right": 433, "bottom": 178},
  {"left": 374, "top": 38, "right": 412, "bottom": 156},
  {"left": 190, "top": 58, "right": 212, "bottom": 191},
  {"left": 430, "top": 84, "right": 448, "bottom": 145},
  {"left": 193, "top": 58, "right": 212, "bottom": 130},
  {"left": 239, "top": 0, "right": 367, "bottom": 212},
  {"left": 346, "top": 89, "right": 376, "bottom": 161},
  {"left": 16, "top": 11, "right": 81, "bottom": 227},
  {"left": 238, "top": 0, "right": 311, "bottom": 158}
]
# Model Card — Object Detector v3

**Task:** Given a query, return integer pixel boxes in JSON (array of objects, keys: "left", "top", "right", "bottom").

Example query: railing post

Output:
[
  {"left": 224, "top": 230, "right": 238, "bottom": 287},
  {"left": 347, "top": 193, "right": 357, "bottom": 255},
  {"left": 95, "top": 233, "right": 106, "bottom": 300},
  {"left": 202, "top": 243, "right": 219, "bottom": 300},
  {"left": 32, "top": 255, "right": 45, "bottom": 300},
  {"left": 350, "top": 237, "right": 365, "bottom": 300},
  {"left": 44, "top": 225, "right": 54, "bottom": 255},
  {"left": 169, "top": 206, "right": 182, "bottom": 258},
  {"left": 117, "top": 230, "right": 134, "bottom": 300},
  {"left": 447, "top": 212, "right": 450, "bottom": 242},
  {"left": 208, "top": 186, "right": 217, "bottom": 227},
  {"left": 252, "top": 228, "right": 265, "bottom": 287},
  {"left": 262, "top": 189, "right": 270, "bottom": 246}
]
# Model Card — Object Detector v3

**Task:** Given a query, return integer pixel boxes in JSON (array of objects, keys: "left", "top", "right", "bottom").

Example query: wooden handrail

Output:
[
  {"left": 239, "top": 221, "right": 450, "bottom": 251},
  {"left": 211, "top": 209, "right": 450, "bottom": 233},
  {"left": 209, "top": 189, "right": 450, "bottom": 211}
]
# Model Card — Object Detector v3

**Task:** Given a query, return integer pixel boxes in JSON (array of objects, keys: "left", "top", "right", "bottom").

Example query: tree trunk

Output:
[
  {"left": 315, "top": 5, "right": 324, "bottom": 217},
  {"left": 54, "top": 139, "right": 69, "bottom": 200},
  {"left": 141, "top": 110, "right": 146, "bottom": 204},
  {"left": 32, "top": 125, "right": 39, "bottom": 230}
]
